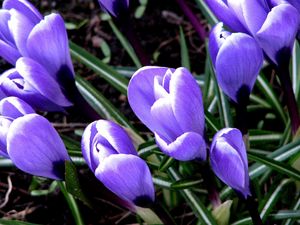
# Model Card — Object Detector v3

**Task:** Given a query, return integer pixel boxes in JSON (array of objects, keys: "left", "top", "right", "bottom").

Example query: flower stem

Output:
[
  {"left": 116, "top": 17, "right": 151, "bottom": 66},
  {"left": 235, "top": 100, "right": 249, "bottom": 135},
  {"left": 198, "top": 161, "right": 221, "bottom": 209},
  {"left": 150, "top": 202, "right": 177, "bottom": 225},
  {"left": 244, "top": 196, "right": 264, "bottom": 225},
  {"left": 276, "top": 65, "right": 300, "bottom": 135},
  {"left": 175, "top": 0, "right": 207, "bottom": 42}
]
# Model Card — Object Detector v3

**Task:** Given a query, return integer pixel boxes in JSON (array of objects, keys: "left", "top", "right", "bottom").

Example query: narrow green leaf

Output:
[
  {"left": 0, "top": 220, "right": 41, "bottom": 225},
  {"left": 284, "top": 196, "right": 300, "bottom": 225},
  {"left": 108, "top": 19, "right": 142, "bottom": 68},
  {"left": 159, "top": 156, "right": 176, "bottom": 172},
  {"left": 194, "top": 0, "right": 218, "bottom": 26},
  {"left": 65, "top": 161, "right": 91, "bottom": 207},
  {"left": 58, "top": 181, "right": 85, "bottom": 225},
  {"left": 168, "top": 167, "right": 217, "bottom": 225},
  {"left": 171, "top": 178, "right": 203, "bottom": 190},
  {"left": 179, "top": 26, "right": 191, "bottom": 70},
  {"left": 249, "top": 138, "right": 300, "bottom": 179},
  {"left": 75, "top": 76, "right": 136, "bottom": 132},
  {"left": 256, "top": 74, "right": 287, "bottom": 124},
  {"left": 248, "top": 151, "right": 300, "bottom": 181},
  {"left": 205, "top": 109, "right": 221, "bottom": 133},
  {"left": 69, "top": 41, "right": 128, "bottom": 95},
  {"left": 260, "top": 179, "right": 292, "bottom": 222},
  {"left": 152, "top": 176, "right": 172, "bottom": 189}
]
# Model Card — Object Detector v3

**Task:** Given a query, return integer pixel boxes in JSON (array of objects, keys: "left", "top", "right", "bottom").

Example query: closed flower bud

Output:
[
  {"left": 7, "top": 114, "right": 70, "bottom": 180},
  {"left": 128, "top": 67, "right": 207, "bottom": 161},
  {"left": 81, "top": 120, "right": 155, "bottom": 207},
  {"left": 210, "top": 128, "right": 250, "bottom": 198},
  {"left": 209, "top": 23, "right": 263, "bottom": 104},
  {"left": 0, "top": 96, "right": 34, "bottom": 157}
]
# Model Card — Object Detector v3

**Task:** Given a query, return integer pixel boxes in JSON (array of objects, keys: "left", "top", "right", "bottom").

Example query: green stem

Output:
[
  {"left": 244, "top": 196, "right": 264, "bottom": 225},
  {"left": 58, "top": 181, "right": 85, "bottom": 225},
  {"left": 276, "top": 64, "right": 300, "bottom": 135}
]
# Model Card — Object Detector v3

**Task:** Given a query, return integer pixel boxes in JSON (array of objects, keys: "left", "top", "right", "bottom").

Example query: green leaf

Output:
[
  {"left": 248, "top": 152, "right": 300, "bottom": 181},
  {"left": 179, "top": 26, "right": 191, "bottom": 70},
  {"left": 0, "top": 220, "right": 41, "bottom": 225},
  {"left": 256, "top": 74, "right": 287, "bottom": 124},
  {"left": 108, "top": 19, "right": 142, "bottom": 68},
  {"left": 194, "top": 0, "right": 218, "bottom": 26},
  {"left": 58, "top": 181, "right": 85, "bottom": 225},
  {"left": 69, "top": 41, "right": 128, "bottom": 95},
  {"left": 65, "top": 161, "right": 91, "bottom": 208},
  {"left": 259, "top": 179, "right": 293, "bottom": 222},
  {"left": 75, "top": 76, "right": 137, "bottom": 133},
  {"left": 249, "top": 138, "right": 300, "bottom": 179},
  {"left": 159, "top": 156, "right": 176, "bottom": 172},
  {"left": 171, "top": 178, "right": 203, "bottom": 190},
  {"left": 153, "top": 176, "right": 172, "bottom": 189},
  {"left": 168, "top": 167, "right": 217, "bottom": 225}
]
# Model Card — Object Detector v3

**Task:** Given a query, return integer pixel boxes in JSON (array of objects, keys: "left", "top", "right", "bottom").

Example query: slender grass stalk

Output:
[
  {"left": 175, "top": 0, "right": 207, "bottom": 41},
  {"left": 115, "top": 17, "right": 151, "bottom": 66},
  {"left": 58, "top": 181, "right": 85, "bottom": 225}
]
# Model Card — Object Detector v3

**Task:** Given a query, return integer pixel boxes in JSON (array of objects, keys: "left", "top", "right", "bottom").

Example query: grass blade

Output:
[
  {"left": 70, "top": 42, "right": 128, "bottom": 95},
  {"left": 179, "top": 26, "right": 191, "bottom": 70},
  {"left": 108, "top": 19, "right": 142, "bottom": 68},
  {"left": 248, "top": 152, "right": 300, "bottom": 180}
]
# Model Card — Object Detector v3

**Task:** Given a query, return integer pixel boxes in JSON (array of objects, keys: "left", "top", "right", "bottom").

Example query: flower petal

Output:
[
  {"left": 204, "top": 0, "right": 247, "bottom": 32},
  {"left": 7, "top": 8, "right": 37, "bottom": 56},
  {"left": 3, "top": 0, "right": 42, "bottom": 23},
  {"left": 150, "top": 97, "right": 182, "bottom": 142},
  {"left": 256, "top": 4, "right": 300, "bottom": 65},
  {"left": 15, "top": 57, "right": 72, "bottom": 108},
  {"left": 95, "top": 154, "right": 155, "bottom": 207},
  {"left": 128, "top": 66, "right": 174, "bottom": 132},
  {"left": 210, "top": 129, "right": 250, "bottom": 198},
  {"left": 228, "top": 0, "right": 268, "bottom": 35},
  {"left": 0, "top": 116, "right": 12, "bottom": 158},
  {"left": 7, "top": 114, "right": 70, "bottom": 180},
  {"left": 215, "top": 33, "right": 263, "bottom": 103},
  {"left": 170, "top": 67, "right": 205, "bottom": 135},
  {"left": 0, "top": 39, "right": 20, "bottom": 65},
  {"left": 155, "top": 131, "right": 207, "bottom": 161},
  {"left": 27, "top": 13, "right": 74, "bottom": 80},
  {"left": 98, "top": 0, "right": 129, "bottom": 17},
  {"left": 0, "top": 97, "right": 34, "bottom": 118},
  {"left": 208, "top": 23, "right": 231, "bottom": 67}
]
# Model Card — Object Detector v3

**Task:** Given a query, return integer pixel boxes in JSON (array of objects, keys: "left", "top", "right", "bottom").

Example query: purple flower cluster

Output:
[
  {"left": 206, "top": 0, "right": 300, "bottom": 102},
  {"left": 0, "top": 0, "right": 74, "bottom": 112},
  {"left": 0, "top": 0, "right": 255, "bottom": 208}
]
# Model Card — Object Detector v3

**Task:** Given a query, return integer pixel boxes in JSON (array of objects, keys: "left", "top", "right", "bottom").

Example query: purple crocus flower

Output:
[
  {"left": 209, "top": 23, "right": 263, "bottom": 103},
  {"left": 0, "top": 96, "right": 34, "bottom": 158},
  {"left": 0, "top": 1, "right": 75, "bottom": 109},
  {"left": 205, "top": 0, "right": 300, "bottom": 66},
  {"left": 81, "top": 120, "right": 155, "bottom": 207},
  {"left": 0, "top": 0, "right": 42, "bottom": 64},
  {"left": 7, "top": 114, "right": 70, "bottom": 180},
  {"left": 210, "top": 128, "right": 250, "bottom": 198},
  {"left": 128, "top": 67, "right": 206, "bottom": 161},
  {"left": 98, "top": 0, "right": 129, "bottom": 17},
  {"left": 0, "top": 57, "right": 72, "bottom": 112}
]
